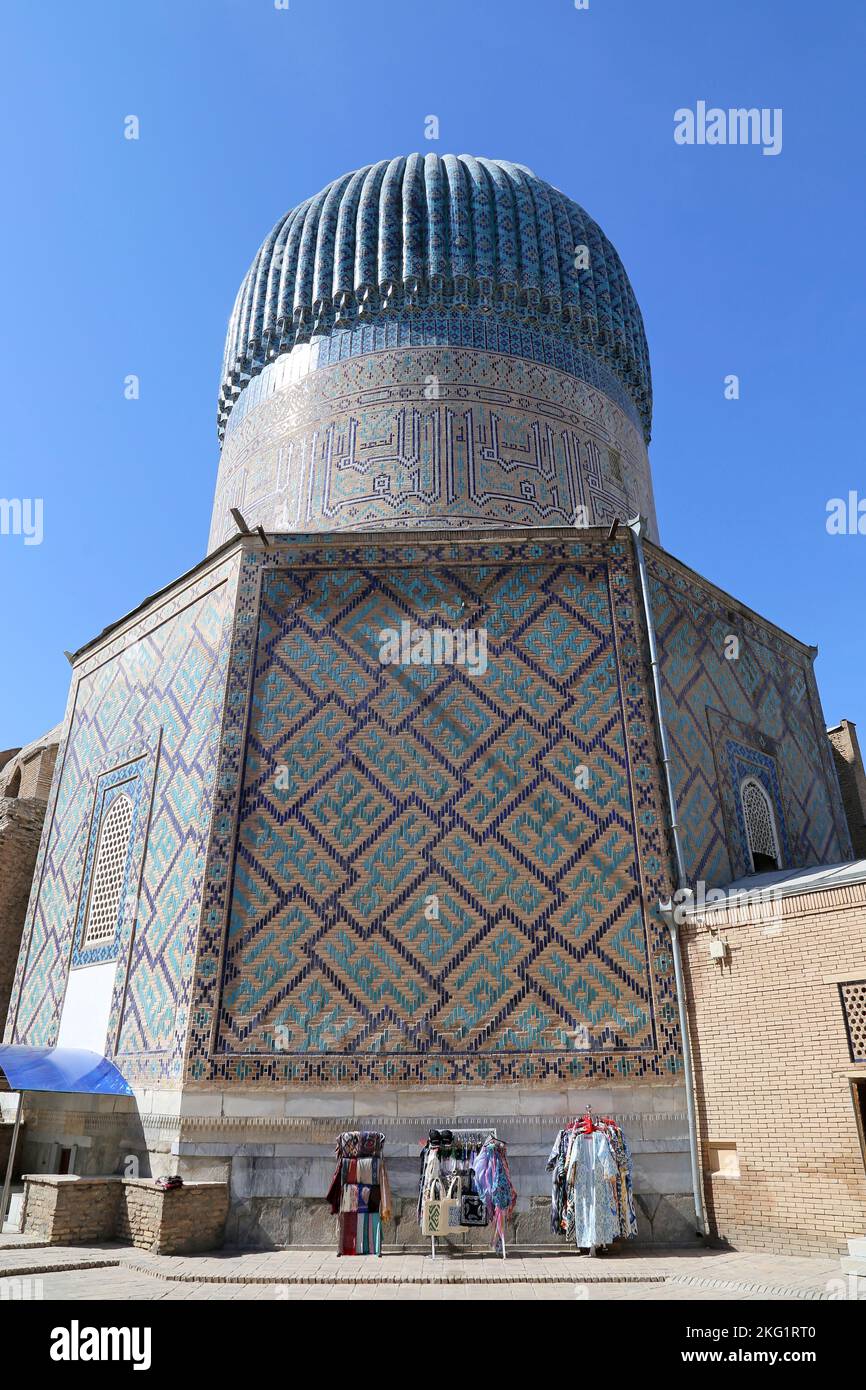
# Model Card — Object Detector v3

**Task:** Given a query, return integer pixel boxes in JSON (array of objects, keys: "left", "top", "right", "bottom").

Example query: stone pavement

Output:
[{"left": 0, "top": 1241, "right": 862, "bottom": 1300}]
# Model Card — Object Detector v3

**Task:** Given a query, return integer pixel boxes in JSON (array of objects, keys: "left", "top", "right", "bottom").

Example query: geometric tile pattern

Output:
[
  {"left": 227, "top": 312, "right": 647, "bottom": 440},
  {"left": 187, "top": 529, "right": 680, "bottom": 1086},
  {"left": 649, "top": 551, "right": 851, "bottom": 887},
  {"left": 4, "top": 558, "right": 239, "bottom": 1084}
]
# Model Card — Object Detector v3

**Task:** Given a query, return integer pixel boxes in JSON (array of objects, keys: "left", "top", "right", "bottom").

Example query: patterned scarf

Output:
[
  {"left": 335, "top": 1131, "right": 385, "bottom": 1158},
  {"left": 472, "top": 1138, "right": 517, "bottom": 1245}
]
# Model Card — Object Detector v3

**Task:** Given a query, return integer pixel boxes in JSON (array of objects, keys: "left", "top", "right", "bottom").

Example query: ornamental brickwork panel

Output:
[
  {"left": 649, "top": 551, "right": 851, "bottom": 887},
  {"left": 4, "top": 558, "right": 238, "bottom": 1084},
  {"left": 187, "top": 532, "right": 680, "bottom": 1087}
]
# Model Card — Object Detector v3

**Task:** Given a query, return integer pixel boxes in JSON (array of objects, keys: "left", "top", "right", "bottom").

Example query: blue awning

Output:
[{"left": 0, "top": 1046, "right": 133, "bottom": 1097}]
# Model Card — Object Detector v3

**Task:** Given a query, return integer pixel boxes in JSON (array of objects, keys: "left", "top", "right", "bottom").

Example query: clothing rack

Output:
[
  {"left": 547, "top": 1109, "right": 635, "bottom": 1257},
  {"left": 425, "top": 1127, "right": 506, "bottom": 1261}
]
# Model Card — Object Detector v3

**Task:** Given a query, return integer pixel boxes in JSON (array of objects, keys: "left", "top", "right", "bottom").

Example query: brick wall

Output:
[
  {"left": 21, "top": 1176, "right": 229, "bottom": 1253},
  {"left": 828, "top": 720, "right": 866, "bottom": 858},
  {"left": 0, "top": 797, "right": 47, "bottom": 1030},
  {"left": 17, "top": 743, "right": 58, "bottom": 801},
  {"left": 681, "top": 882, "right": 866, "bottom": 1254},
  {"left": 0, "top": 727, "right": 60, "bottom": 800},
  {"left": 117, "top": 1180, "right": 229, "bottom": 1254},
  {"left": 21, "top": 1176, "right": 121, "bottom": 1244}
]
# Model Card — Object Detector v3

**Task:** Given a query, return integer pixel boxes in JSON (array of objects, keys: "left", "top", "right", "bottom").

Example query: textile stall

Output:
[
  {"left": 417, "top": 1127, "right": 517, "bottom": 1258},
  {"left": 546, "top": 1109, "right": 637, "bottom": 1255},
  {"left": 327, "top": 1130, "right": 392, "bottom": 1256}
]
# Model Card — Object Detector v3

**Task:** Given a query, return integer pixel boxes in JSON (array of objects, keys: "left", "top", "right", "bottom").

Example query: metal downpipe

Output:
[{"left": 626, "top": 515, "right": 707, "bottom": 1237}]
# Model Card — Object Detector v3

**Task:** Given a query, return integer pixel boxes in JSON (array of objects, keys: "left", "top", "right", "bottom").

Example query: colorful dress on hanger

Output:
[
  {"left": 564, "top": 1128, "right": 620, "bottom": 1248},
  {"left": 472, "top": 1137, "right": 516, "bottom": 1247},
  {"left": 546, "top": 1127, "right": 572, "bottom": 1235},
  {"left": 599, "top": 1121, "right": 638, "bottom": 1239}
]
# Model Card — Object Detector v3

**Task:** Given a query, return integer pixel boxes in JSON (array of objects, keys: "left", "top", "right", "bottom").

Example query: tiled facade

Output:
[
  {"left": 649, "top": 551, "right": 851, "bottom": 887},
  {"left": 6, "top": 153, "right": 861, "bottom": 1254},
  {"left": 187, "top": 529, "right": 677, "bottom": 1087},
  {"left": 7, "top": 530, "right": 849, "bottom": 1101},
  {"left": 3, "top": 553, "right": 240, "bottom": 1081}
]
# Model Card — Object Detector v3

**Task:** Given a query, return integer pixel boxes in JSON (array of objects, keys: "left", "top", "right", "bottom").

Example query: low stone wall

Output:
[
  {"left": 117, "top": 1179, "right": 230, "bottom": 1254},
  {"left": 21, "top": 1176, "right": 228, "bottom": 1253},
  {"left": 21, "top": 1176, "right": 121, "bottom": 1244}
]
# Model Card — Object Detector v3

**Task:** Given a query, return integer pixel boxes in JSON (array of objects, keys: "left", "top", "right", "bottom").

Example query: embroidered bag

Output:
[
  {"left": 460, "top": 1191, "right": 489, "bottom": 1227},
  {"left": 422, "top": 1179, "right": 445, "bottom": 1236},
  {"left": 443, "top": 1177, "right": 462, "bottom": 1231}
]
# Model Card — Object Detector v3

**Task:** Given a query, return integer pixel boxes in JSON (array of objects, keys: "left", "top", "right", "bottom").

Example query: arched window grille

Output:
[
  {"left": 740, "top": 776, "right": 781, "bottom": 873},
  {"left": 81, "top": 792, "right": 134, "bottom": 951}
]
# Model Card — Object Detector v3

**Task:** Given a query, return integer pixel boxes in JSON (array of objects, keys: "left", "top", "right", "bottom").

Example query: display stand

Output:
[
  {"left": 329, "top": 1131, "right": 387, "bottom": 1258},
  {"left": 425, "top": 1127, "right": 507, "bottom": 1261},
  {"left": 546, "top": 1106, "right": 636, "bottom": 1257}
]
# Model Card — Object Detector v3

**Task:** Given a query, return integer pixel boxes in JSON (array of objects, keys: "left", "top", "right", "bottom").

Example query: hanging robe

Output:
[{"left": 565, "top": 1128, "right": 620, "bottom": 1248}]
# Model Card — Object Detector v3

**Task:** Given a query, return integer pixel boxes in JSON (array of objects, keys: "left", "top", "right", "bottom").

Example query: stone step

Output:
[{"left": 839, "top": 1257, "right": 866, "bottom": 1282}]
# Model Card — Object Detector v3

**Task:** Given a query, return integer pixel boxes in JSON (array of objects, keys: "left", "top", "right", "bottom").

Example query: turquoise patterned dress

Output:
[{"left": 564, "top": 1129, "right": 620, "bottom": 1248}]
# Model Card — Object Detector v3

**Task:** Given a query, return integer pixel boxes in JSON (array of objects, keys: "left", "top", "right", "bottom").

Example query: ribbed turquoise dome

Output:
[{"left": 217, "top": 155, "right": 652, "bottom": 440}]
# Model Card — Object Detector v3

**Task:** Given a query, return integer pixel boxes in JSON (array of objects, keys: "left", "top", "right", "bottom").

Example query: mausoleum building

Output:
[{"left": 3, "top": 156, "right": 862, "bottom": 1252}]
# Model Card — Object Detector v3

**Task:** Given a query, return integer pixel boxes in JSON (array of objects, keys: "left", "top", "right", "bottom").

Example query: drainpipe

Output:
[
  {"left": 658, "top": 900, "right": 706, "bottom": 1237},
  {"left": 626, "top": 516, "right": 707, "bottom": 1237}
]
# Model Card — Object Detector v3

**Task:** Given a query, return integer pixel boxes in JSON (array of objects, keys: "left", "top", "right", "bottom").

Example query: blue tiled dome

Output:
[{"left": 217, "top": 155, "right": 652, "bottom": 440}]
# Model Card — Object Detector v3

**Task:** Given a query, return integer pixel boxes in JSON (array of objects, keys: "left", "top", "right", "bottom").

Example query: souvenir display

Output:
[
  {"left": 326, "top": 1130, "right": 392, "bottom": 1256},
  {"left": 546, "top": 1111, "right": 637, "bottom": 1253}
]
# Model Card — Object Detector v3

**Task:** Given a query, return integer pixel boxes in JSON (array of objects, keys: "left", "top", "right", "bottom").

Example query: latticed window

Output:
[
  {"left": 740, "top": 776, "right": 780, "bottom": 872},
  {"left": 81, "top": 792, "right": 134, "bottom": 951},
  {"left": 840, "top": 981, "right": 866, "bottom": 1064}
]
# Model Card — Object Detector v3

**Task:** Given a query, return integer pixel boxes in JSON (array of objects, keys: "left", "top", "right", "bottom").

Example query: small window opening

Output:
[
  {"left": 740, "top": 776, "right": 780, "bottom": 873},
  {"left": 81, "top": 791, "right": 134, "bottom": 952}
]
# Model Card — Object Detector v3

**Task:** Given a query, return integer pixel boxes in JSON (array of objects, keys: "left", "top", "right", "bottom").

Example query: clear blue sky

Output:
[{"left": 1, "top": 0, "right": 863, "bottom": 746}]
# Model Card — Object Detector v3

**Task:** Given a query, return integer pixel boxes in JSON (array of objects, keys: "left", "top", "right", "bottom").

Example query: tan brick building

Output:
[
  {"left": 829, "top": 721, "right": 866, "bottom": 859},
  {"left": 679, "top": 863, "right": 866, "bottom": 1256},
  {"left": 0, "top": 728, "right": 60, "bottom": 1029}
]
